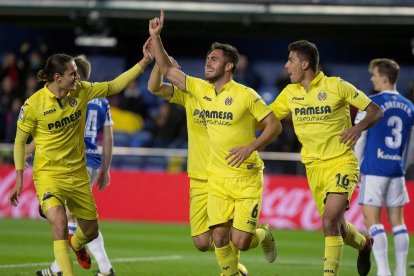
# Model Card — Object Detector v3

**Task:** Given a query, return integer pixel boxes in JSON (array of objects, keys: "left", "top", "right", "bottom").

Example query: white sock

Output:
[
  {"left": 49, "top": 260, "right": 60, "bottom": 273},
  {"left": 68, "top": 221, "right": 77, "bottom": 235},
  {"left": 87, "top": 231, "right": 112, "bottom": 273},
  {"left": 369, "top": 224, "right": 391, "bottom": 276},
  {"left": 393, "top": 224, "right": 409, "bottom": 276}
]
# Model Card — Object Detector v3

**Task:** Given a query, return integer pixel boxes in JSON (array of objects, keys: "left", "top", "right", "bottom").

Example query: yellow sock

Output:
[
  {"left": 54, "top": 240, "right": 74, "bottom": 276},
  {"left": 230, "top": 242, "right": 240, "bottom": 262},
  {"left": 324, "top": 236, "right": 343, "bottom": 276},
  {"left": 343, "top": 222, "right": 366, "bottom": 250},
  {"left": 215, "top": 244, "right": 239, "bottom": 276},
  {"left": 249, "top": 228, "right": 265, "bottom": 249},
  {"left": 71, "top": 226, "right": 89, "bottom": 251}
]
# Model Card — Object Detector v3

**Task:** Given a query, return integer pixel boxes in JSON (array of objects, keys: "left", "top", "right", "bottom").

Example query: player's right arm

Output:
[
  {"left": 149, "top": 10, "right": 187, "bottom": 91},
  {"left": 147, "top": 63, "right": 174, "bottom": 101},
  {"left": 9, "top": 127, "right": 30, "bottom": 206}
]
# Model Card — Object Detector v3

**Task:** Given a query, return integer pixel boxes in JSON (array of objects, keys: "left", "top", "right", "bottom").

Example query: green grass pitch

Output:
[{"left": 0, "top": 218, "right": 412, "bottom": 275}]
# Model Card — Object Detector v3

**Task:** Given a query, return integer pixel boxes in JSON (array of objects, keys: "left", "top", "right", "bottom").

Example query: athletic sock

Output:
[
  {"left": 71, "top": 226, "right": 89, "bottom": 250},
  {"left": 54, "top": 240, "right": 74, "bottom": 276},
  {"left": 393, "top": 224, "right": 409, "bottom": 276},
  {"left": 369, "top": 224, "right": 390, "bottom": 276},
  {"left": 343, "top": 222, "right": 366, "bottom": 250},
  {"left": 49, "top": 260, "right": 60, "bottom": 273},
  {"left": 324, "top": 236, "right": 343, "bottom": 276},
  {"left": 215, "top": 243, "right": 239, "bottom": 276},
  {"left": 248, "top": 228, "right": 265, "bottom": 249},
  {"left": 87, "top": 231, "right": 112, "bottom": 273}
]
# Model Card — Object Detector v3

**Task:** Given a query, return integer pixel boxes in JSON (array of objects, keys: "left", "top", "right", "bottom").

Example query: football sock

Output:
[
  {"left": 393, "top": 224, "right": 409, "bottom": 276},
  {"left": 230, "top": 242, "right": 240, "bottom": 262},
  {"left": 50, "top": 260, "right": 60, "bottom": 273},
  {"left": 87, "top": 231, "right": 112, "bottom": 273},
  {"left": 71, "top": 226, "right": 89, "bottom": 251},
  {"left": 369, "top": 224, "right": 390, "bottom": 276},
  {"left": 215, "top": 243, "right": 239, "bottom": 276},
  {"left": 343, "top": 222, "right": 365, "bottom": 250},
  {"left": 324, "top": 236, "right": 343, "bottom": 276},
  {"left": 68, "top": 221, "right": 77, "bottom": 235},
  {"left": 248, "top": 228, "right": 265, "bottom": 249},
  {"left": 54, "top": 240, "right": 74, "bottom": 276}
]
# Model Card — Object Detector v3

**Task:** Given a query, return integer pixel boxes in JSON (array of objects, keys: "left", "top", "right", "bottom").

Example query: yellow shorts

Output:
[
  {"left": 305, "top": 154, "right": 359, "bottom": 216},
  {"left": 208, "top": 171, "right": 263, "bottom": 234},
  {"left": 34, "top": 168, "right": 98, "bottom": 220},
  {"left": 189, "top": 177, "right": 209, "bottom": 236}
]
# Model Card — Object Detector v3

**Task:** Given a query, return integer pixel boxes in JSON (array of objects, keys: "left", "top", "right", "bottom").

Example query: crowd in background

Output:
[{"left": 3, "top": 39, "right": 414, "bottom": 176}]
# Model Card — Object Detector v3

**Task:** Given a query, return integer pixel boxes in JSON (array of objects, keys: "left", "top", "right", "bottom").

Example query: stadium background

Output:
[{"left": 0, "top": 1, "right": 414, "bottom": 275}]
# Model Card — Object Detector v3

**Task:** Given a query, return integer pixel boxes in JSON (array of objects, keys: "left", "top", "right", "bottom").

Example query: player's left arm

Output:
[
  {"left": 341, "top": 102, "right": 383, "bottom": 146},
  {"left": 96, "top": 124, "right": 113, "bottom": 191},
  {"left": 106, "top": 38, "right": 153, "bottom": 96},
  {"left": 226, "top": 112, "right": 282, "bottom": 167}
]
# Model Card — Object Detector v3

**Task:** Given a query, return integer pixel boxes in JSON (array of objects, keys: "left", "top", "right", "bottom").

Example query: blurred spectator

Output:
[
  {"left": 149, "top": 102, "right": 187, "bottom": 148},
  {"left": 0, "top": 52, "right": 20, "bottom": 86},
  {"left": 120, "top": 80, "right": 149, "bottom": 119},
  {"left": 233, "top": 54, "right": 261, "bottom": 90},
  {"left": 4, "top": 97, "right": 22, "bottom": 143}
]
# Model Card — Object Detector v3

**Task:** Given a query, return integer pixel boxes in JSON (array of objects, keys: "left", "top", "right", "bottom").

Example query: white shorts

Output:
[
  {"left": 87, "top": 166, "right": 99, "bottom": 187},
  {"left": 358, "top": 174, "right": 410, "bottom": 207}
]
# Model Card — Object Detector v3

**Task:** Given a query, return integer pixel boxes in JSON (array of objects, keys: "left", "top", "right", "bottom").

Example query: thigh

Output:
[
  {"left": 34, "top": 174, "right": 68, "bottom": 215},
  {"left": 66, "top": 169, "right": 98, "bottom": 220},
  {"left": 386, "top": 177, "right": 409, "bottom": 207},
  {"left": 358, "top": 174, "right": 388, "bottom": 207},
  {"left": 232, "top": 172, "right": 263, "bottom": 234},
  {"left": 189, "top": 178, "right": 209, "bottom": 236},
  {"left": 307, "top": 155, "right": 359, "bottom": 216},
  {"left": 207, "top": 176, "right": 235, "bottom": 228}
]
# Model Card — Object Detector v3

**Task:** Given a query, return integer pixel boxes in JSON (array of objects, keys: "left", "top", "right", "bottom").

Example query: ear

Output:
[
  {"left": 301, "top": 60, "right": 309, "bottom": 70},
  {"left": 54, "top": 73, "right": 62, "bottom": 82},
  {"left": 225, "top": 62, "right": 234, "bottom": 72}
]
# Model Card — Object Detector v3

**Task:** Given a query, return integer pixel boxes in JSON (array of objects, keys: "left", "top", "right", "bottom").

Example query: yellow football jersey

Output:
[
  {"left": 170, "top": 86, "right": 209, "bottom": 180},
  {"left": 185, "top": 76, "right": 271, "bottom": 177},
  {"left": 17, "top": 81, "right": 110, "bottom": 177},
  {"left": 269, "top": 72, "right": 371, "bottom": 164}
]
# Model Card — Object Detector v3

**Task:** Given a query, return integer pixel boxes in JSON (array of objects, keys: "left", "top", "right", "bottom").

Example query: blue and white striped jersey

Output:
[
  {"left": 354, "top": 91, "right": 414, "bottom": 177},
  {"left": 84, "top": 98, "right": 113, "bottom": 169}
]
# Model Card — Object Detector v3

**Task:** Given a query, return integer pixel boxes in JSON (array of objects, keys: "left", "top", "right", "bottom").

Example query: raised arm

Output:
[
  {"left": 107, "top": 38, "right": 153, "bottom": 96},
  {"left": 149, "top": 10, "right": 187, "bottom": 91}
]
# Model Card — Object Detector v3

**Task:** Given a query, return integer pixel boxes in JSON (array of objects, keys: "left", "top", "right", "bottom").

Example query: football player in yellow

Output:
[
  {"left": 149, "top": 11, "right": 282, "bottom": 276},
  {"left": 269, "top": 40, "right": 384, "bottom": 276},
  {"left": 8, "top": 40, "right": 153, "bottom": 276},
  {"left": 148, "top": 58, "right": 249, "bottom": 275}
]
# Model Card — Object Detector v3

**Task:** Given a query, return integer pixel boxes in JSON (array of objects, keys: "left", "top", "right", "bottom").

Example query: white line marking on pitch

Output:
[{"left": 0, "top": 255, "right": 184, "bottom": 268}]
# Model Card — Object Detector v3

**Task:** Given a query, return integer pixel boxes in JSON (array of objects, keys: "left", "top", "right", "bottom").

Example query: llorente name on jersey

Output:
[{"left": 48, "top": 110, "right": 82, "bottom": 130}]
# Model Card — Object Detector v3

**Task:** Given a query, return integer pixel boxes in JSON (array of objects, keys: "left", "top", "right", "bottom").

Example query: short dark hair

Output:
[
  {"left": 288, "top": 40, "right": 319, "bottom": 72},
  {"left": 36, "top": 53, "right": 73, "bottom": 82},
  {"left": 369, "top": 58, "right": 400, "bottom": 84},
  {"left": 207, "top": 42, "right": 240, "bottom": 73},
  {"left": 74, "top": 55, "right": 91, "bottom": 81}
]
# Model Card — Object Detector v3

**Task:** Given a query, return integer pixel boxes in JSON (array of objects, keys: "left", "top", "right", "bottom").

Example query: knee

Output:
[
  {"left": 194, "top": 243, "right": 211, "bottom": 252},
  {"left": 322, "top": 216, "right": 340, "bottom": 232},
  {"left": 82, "top": 224, "right": 99, "bottom": 241},
  {"left": 232, "top": 237, "right": 252, "bottom": 251}
]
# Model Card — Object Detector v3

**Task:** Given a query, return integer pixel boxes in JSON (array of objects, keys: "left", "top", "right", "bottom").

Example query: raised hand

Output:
[
  {"left": 149, "top": 10, "right": 164, "bottom": 36},
  {"left": 143, "top": 37, "right": 154, "bottom": 62}
]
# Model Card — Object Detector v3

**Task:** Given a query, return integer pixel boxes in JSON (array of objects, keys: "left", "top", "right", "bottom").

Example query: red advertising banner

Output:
[{"left": 1, "top": 165, "right": 413, "bottom": 233}]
